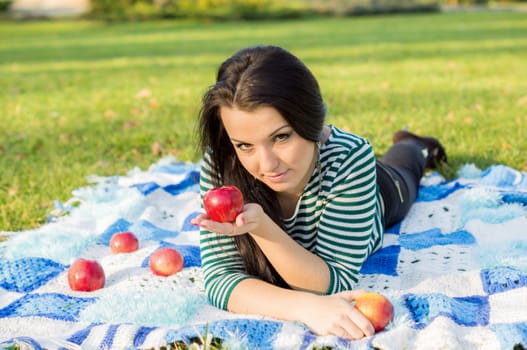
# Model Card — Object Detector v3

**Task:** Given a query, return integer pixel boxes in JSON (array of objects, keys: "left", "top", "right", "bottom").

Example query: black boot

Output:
[{"left": 392, "top": 130, "right": 448, "bottom": 169}]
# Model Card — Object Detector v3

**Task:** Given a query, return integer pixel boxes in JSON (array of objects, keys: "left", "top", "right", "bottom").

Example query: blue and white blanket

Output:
[{"left": 1, "top": 157, "right": 526, "bottom": 349}]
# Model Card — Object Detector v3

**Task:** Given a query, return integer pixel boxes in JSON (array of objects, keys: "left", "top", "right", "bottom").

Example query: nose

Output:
[{"left": 258, "top": 146, "right": 280, "bottom": 173}]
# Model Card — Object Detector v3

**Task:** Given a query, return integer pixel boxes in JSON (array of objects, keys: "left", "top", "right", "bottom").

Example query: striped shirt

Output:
[{"left": 199, "top": 125, "right": 384, "bottom": 310}]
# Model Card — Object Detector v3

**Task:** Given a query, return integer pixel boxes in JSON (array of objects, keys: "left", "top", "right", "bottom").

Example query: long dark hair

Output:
[{"left": 198, "top": 45, "right": 326, "bottom": 287}]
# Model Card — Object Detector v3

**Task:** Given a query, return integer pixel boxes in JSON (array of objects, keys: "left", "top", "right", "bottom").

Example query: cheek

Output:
[
  {"left": 236, "top": 154, "right": 259, "bottom": 177},
  {"left": 287, "top": 143, "right": 314, "bottom": 167}
]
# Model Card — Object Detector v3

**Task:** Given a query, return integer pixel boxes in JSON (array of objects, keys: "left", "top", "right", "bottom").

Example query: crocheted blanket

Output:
[{"left": 1, "top": 157, "right": 526, "bottom": 350}]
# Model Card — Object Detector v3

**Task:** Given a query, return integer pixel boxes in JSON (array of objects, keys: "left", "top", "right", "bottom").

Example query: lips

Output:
[{"left": 265, "top": 171, "right": 287, "bottom": 183}]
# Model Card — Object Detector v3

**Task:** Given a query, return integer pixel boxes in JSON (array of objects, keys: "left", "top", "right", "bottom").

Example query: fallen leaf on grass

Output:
[
  {"left": 151, "top": 142, "right": 163, "bottom": 156},
  {"left": 132, "top": 148, "right": 141, "bottom": 161},
  {"left": 136, "top": 88, "right": 152, "bottom": 99},
  {"left": 517, "top": 95, "right": 527, "bottom": 106},
  {"left": 122, "top": 120, "right": 140, "bottom": 130},
  {"left": 104, "top": 109, "right": 117, "bottom": 119},
  {"left": 472, "top": 104, "right": 483, "bottom": 112},
  {"left": 39, "top": 201, "right": 51, "bottom": 208},
  {"left": 97, "top": 160, "right": 110, "bottom": 168}
]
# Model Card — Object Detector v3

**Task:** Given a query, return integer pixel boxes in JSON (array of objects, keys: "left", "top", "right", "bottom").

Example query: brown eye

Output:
[
  {"left": 274, "top": 132, "right": 292, "bottom": 142},
  {"left": 235, "top": 143, "right": 252, "bottom": 152}
]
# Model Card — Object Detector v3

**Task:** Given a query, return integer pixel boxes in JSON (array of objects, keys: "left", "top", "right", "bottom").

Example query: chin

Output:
[
  {"left": 270, "top": 182, "right": 298, "bottom": 195},
  {"left": 262, "top": 180, "right": 285, "bottom": 191}
]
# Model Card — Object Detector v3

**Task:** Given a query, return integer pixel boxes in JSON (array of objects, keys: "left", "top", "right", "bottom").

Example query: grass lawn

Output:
[{"left": 1, "top": 11, "right": 526, "bottom": 232}]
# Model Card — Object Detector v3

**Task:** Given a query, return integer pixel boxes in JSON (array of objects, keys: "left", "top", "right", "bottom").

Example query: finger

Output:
[
  {"left": 349, "top": 307, "right": 375, "bottom": 337},
  {"left": 332, "top": 326, "right": 350, "bottom": 340},
  {"left": 204, "top": 221, "right": 242, "bottom": 236},
  {"left": 334, "top": 319, "right": 365, "bottom": 340},
  {"left": 336, "top": 289, "right": 366, "bottom": 303},
  {"left": 234, "top": 214, "right": 245, "bottom": 226},
  {"left": 330, "top": 300, "right": 374, "bottom": 339},
  {"left": 195, "top": 219, "right": 225, "bottom": 232},
  {"left": 190, "top": 213, "right": 207, "bottom": 225}
]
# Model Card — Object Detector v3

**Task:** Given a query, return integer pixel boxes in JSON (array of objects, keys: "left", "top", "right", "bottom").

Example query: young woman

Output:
[{"left": 191, "top": 45, "right": 447, "bottom": 340}]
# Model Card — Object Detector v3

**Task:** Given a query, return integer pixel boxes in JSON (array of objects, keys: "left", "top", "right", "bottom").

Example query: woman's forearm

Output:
[
  {"left": 227, "top": 278, "right": 375, "bottom": 340},
  {"left": 249, "top": 214, "right": 330, "bottom": 293},
  {"left": 227, "top": 278, "right": 315, "bottom": 321}
]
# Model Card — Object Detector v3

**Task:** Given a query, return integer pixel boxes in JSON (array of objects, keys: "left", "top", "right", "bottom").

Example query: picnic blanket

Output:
[{"left": 1, "top": 156, "right": 526, "bottom": 350}]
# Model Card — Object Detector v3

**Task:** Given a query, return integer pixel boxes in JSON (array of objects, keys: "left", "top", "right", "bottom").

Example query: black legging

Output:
[{"left": 376, "top": 140, "right": 426, "bottom": 228}]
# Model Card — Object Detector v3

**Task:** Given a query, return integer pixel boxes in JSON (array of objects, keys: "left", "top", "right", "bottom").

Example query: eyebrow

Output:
[{"left": 230, "top": 124, "right": 291, "bottom": 143}]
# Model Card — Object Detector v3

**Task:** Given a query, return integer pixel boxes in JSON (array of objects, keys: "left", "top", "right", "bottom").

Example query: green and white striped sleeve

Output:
[{"left": 198, "top": 153, "right": 253, "bottom": 310}]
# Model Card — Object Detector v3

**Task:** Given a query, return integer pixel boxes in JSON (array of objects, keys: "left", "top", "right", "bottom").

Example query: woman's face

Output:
[{"left": 220, "top": 105, "right": 317, "bottom": 197}]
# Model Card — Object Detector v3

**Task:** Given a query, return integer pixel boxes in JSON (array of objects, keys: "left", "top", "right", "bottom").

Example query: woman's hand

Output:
[
  {"left": 191, "top": 203, "right": 265, "bottom": 236},
  {"left": 299, "top": 289, "right": 375, "bottom": 340}
]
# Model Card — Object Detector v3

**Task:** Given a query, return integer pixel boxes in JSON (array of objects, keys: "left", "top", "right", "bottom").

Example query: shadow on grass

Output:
[{"left": 440, "top": 154, "right": 501, "bottom": 181}]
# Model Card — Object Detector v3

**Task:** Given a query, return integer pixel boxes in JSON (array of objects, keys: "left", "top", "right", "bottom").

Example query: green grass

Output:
[{"left": 1, "top": 12, "right": 526, "bottom": 232}]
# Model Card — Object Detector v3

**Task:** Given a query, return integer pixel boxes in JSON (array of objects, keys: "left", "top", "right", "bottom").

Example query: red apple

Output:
[
  {"left": 203, "top": 185, "right": 244, "bottom": 223},
  {"left": 110, "top": 231, "right": 139, "bottom": 254},
  {"left": 149, "top": 247, "right": 184, "bottom": 277},
  {"left": 354, "top": 292, "right": 394, "bottom": 332},
  {"left": 68, "top": 258, "right": 105, "bottom": 292}
]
